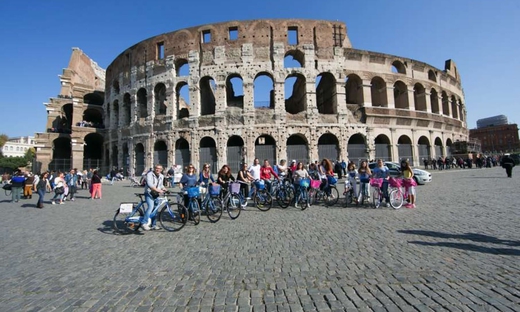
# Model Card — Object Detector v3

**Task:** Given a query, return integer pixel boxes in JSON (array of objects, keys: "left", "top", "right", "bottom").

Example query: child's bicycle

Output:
[{"left": 113, "top": 192, "right": 187, "bottom": 234}]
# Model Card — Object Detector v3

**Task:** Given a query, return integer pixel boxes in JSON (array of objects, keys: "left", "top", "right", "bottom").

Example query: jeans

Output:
[
  {"left": 11, "top": 186, "right": 22, "bottom": 202},
  {"left": 68, "top": 185, "right": 76, "bottom": 199},
  {"left": 142, "top": 192, "right": 157, "bottom": 226},
  {"left": 37, "top": 188, "right": 45, "bottom": 207},
  {"left": 52, "top": 192, "right": 63, "bottom": 202},
  {"left": 381, "top": 181, "right": 390, "bottom": 203},
  {"left": 320, "top": 178, "right": 331, "bottom": 196}
]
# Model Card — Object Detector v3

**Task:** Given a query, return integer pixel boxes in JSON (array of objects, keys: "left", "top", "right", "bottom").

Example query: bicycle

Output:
[
  {"left": 270, "top": 177, "right": 294, "bottom": 208},
  {"left": 370, "top": 178, "right": 391, "bottom": 209},
  {"left": 294, "top": 178, "right": 310, "bottom": 210},
  {"left": 343, "top": 180, "right": 354, "bottom": 207},
  {"left": 200, "top": 184, "right": 224, "bottom": 223},
  {"left": 113, "top": 192, "right": 187, "bottom": 234},
  {"left": 388, "top": 177, "right": 404, "bottom": 209},
  {"left": 184, "top": 186, "right": 202, "bottom": 225},
  {"left": 308, "top": 179, "right": 339, "bottom": 206},
  {"left": 221, "top": 181, "right": 245, "bottom": 219},
  {"left": 357, "top": 178, "right": 371, "bottom": 206},
  {"left": 251, "top": 180, "right": 273, "bottom": 211}
]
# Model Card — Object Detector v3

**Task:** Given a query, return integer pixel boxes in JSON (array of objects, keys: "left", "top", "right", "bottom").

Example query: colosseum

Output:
[{"left": 35, "top": 19, "right": 468, "bottom": 175}]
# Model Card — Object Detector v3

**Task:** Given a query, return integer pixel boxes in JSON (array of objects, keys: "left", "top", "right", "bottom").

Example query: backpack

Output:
[{"left": 139, "top": 176, "right": 146, "bottom": 187}]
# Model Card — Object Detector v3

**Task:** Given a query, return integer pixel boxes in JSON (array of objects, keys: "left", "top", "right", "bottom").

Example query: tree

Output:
[
  {"left": 24, "top": 147, "right": 36, "bottom": 161},
  {"left": 0, "top": 134, "right": 8, "bottom": 147}
]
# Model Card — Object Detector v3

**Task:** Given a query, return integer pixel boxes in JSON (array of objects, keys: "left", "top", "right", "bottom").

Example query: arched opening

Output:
[
  {"left": 428, "top": 70, "right": 437, "bottom": 82},
  {"left": 371, "top": 77, "right": 388, "bottom": 107},
  {"left": 135, "top": 143, "right": 145, "bottom": 175},
  {"left": 254, "top": 72, "right": 274, "bottom": 108},
  {"left": 175, "top": 138, "right": 190, "bottom": 170},
  {"left": 394, "top": 81, "right": 409, "bottom": 109},
  {"left": 176, "top": 82, "right": 190, "bottom": 119},
  {"left": 287, "top": 135, "right": 309, "bottom": 165},
  {"left": 446, "top": 139, "right": 453, "bottom": 157},
  {"left": 391, "top": 60, "right": 406, "bottom": 74},
  {"left": 347, "top": 134, "right": 367, "bottom": 163},
  {"left": 122, "top": 143, "right": 129, "bottom": 176},
  {"left": 430, "top": 88, "right": 439, "bottom": 114},
  {"left": 137, "top": 88, "right": 148, "bottom": 118},
  {"left": 81, "top": 108, "right": 104, "bottom": 128},
  {"left": 112, "top": 80, "right": 120, "bottom": 95},
  {"left": 451, "top": 95, "right": 458, "bottom": 119},
  {"left": 226, "top": 74, "right": 244, "bottom": 108},
  {"left": 398, "top": 135, "right": 413, "bottom": 165},
  {"left": 441, "top": 91, "right": 449, "bottom": 116},
  {"left": 112, "top": 145, "right": 118, "bottom": 169},
  {"left": 434, "top": 137, "right": 443, "bottom": 158},
  {"left": 113, "top": 100, "right": 119, "bottom": 127},
  {"left": 50, "top": 137, "right": 71, "bottom": 171},
  {"left": 345, "top": 74, "right": 363, "bottom": 105},
  {"left": 414, "top": 83, "right": 427, "bottom": 112},
  {"left": 227, "top": 136, "right": 245, "bottom": 173},
  {"left": 459, "top": 100, "right": 464, "bottom": 121},
  {"left": 61, "top": 103, "right": 73, "bottom": 133},
  {"left": 318, "top": 133, "right": 339, "bottom": 161},
  {"left": 83, "top": 92, "right": 104, "bottom": 106},
  {"left": 175, "top": 59, "right": 190, "bottom": 76},
  {"left": 123, "top": 93, "right": 132, "bottom": 125},
  {"left": 316, "top": 73, "right": 337, "bottom": 114},
  {"left": 255, "top": 135, "right": 276, "bottom": 166},
  {"left": 375, "top": 134, "right": 391, "bottom": 161},
  {"left": 200, "top": 76, "right": 216, "bottom": 116},
  {"left": 200, "top": 137, "right": 217, "bottom": 174},
  {"left": 285, "top": 73, "right": 307, "bottom": 114},
  {"left": 154, "top": 140, "right": 168, "bottom": 168},
  {"left": 83, "top": 133, "right": 104, "bottom": 170},
  {"left": 154, "top": 83, "right": 167, "bottom": 115},
  {"left": 417, "top": 136, "right": 431, "bottom": 162},
  {"left": 284, "top": 50, "right": 304, "bottom": 68}
]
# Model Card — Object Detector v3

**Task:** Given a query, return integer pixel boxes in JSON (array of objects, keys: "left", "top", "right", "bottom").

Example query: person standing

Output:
[
  {"left": 142, "top": 164, "right": 166, "bottom": 231},
  {"left": 23, "top": 173, "right": 35, "bottom": 199},
  {"left": 51, "top": 172, "right": 66, "bottom": 205},
  {"left": 372, "top": 159, "right": 391, "bottom": 207},
  {"left": 10, "top": 170, "right": 25, "bottom": 203},
  {"left": 36, "top": 172, "right": 49, "bottom": 208},
  {"left": 402, "top": 161, "right": 416, "bottom": 208},
  {"left": 90, "top": 170, "right": 102, "bottom": 199},
  {"left": 65, "top": 169, "right": 78, "bottom": 201},
  {"left": 500, "top": 154, "right": 515, "bottom": 178},
  {"left": 260, "top": 159, "right": 279, "bottom": 193}
]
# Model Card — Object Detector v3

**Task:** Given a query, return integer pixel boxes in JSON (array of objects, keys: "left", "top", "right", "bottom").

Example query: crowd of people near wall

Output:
[{"left": 422, "top": 154, "right": 515, "bottom": 170}]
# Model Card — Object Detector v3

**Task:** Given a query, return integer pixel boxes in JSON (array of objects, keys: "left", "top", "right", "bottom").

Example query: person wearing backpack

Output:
[{"left": 65, "top": 169, "right": 78, "bottom": 201}]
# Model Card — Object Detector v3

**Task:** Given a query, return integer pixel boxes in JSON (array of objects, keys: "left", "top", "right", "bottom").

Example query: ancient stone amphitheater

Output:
[{"left": 36, "top": 19, "right": 468, "bottom": 174}]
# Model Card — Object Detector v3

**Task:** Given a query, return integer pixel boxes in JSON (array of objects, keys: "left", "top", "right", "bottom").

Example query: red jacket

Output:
[{"left": 260, "top": 166, "right": 279, "bottom": 180}]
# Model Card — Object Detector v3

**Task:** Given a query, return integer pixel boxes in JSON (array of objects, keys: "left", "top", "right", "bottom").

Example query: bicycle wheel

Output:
[
  {"left": 113, "top": 205, "right": 144, "bottom": 234},
  {"left": 372, "top": 189, "right": 381, "bottom": 208},
  {"left": 206, "top": 197, "right": 223, "bottom": 223},
  {"left": 226, "top": 193, "right": 242, "bottom": 219},
  {"left": 324, "top": 186, "right": 339, "bottom": 206},
  {"left": 300, "top": 189, "right": 310, "bottom": 210},
  {"left": 308, "top": 189, "right": 318, "bottom": 205},
  {"left": 344, "top": 190, "right": 353, "bottom": 207},
  {"left": 190, "top": 200, "right": 201, "bottom": 225},
  {"left": 159, "top": 203, "right": 187, "bottom": 232},
  {"left": 389, "top": 189, "right": 404, "bottom": 209},
  {"left": 254, "top": 190, "right": 272, "bottom": 211},
  {"left": 277, "top": 186, "right": 294, "bottom": 208}
]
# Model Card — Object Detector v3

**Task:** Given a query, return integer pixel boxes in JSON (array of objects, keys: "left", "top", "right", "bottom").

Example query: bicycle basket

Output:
[
  {"left": 254, "top": 180, "right": 265, "bottom": 190},
  {"left": 187, "top": 187, "right": 200, "bottom": 198},
  {"left": 209, "top": 184, "right": 221, "bottom": 196},
  {"left": 402, "top": 178, "right": 417, "bottom": 187},
  {"left": 388, "top": 177, "right": 402, "bottom": 188},
  {"left": 229, "top": 182, "right": 241, "bottom": 194},
  {"left": 299, "top": 178, "right": 310, "bottom": 188},
  {"left": 310, "top": 179, "right": 321, "bottom": 189},
  {"left": 370, "top": 178, "right": 383, "bottom": 188},
  {"left": 327, "top": 176, "right": 338, "bottom": 185}
]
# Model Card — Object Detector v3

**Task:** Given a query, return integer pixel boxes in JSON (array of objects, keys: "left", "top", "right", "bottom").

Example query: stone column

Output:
[
  {"left": 243, "top": 81, "right": 254, "bottom": 113},
  {"left": 386, "top": 84, "right": 395, "bottom": 109},
  {"left": 214, "top": 82, "right": 226, "bottom": 113},
  {"left": 361, "top": 80, "right": 372, "bottom": 107},
  {"left": 71, "top": 140, "right": 84, "bottom": 170},
  {"left": 188, "top": 51, "right": 200, "bottom": 117},
  {"left": 273, "top": 81, "right": 285, "bottom": 115},
  {"left": 147, "top": 88, "right": 155, "bottom": 121},
  {"left": 305, "top": 81, "right": 316, "bottom": 114},
  {"left": 335, "top": 80, "right": 346, "bottom": 114},
  {"left": 407, "top": 87, "right": 416, "bottom": 111},
  {"left": 424, "top": 91, "right": 432, "bottom": 113}
]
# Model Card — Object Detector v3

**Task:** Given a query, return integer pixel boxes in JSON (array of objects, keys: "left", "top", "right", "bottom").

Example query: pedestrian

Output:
[
  {"left": 24, "top": 173, "right": 35, "bottom": 199},
  {"left": 36, "top": 172, "right": 49, "bottom": 208},
  {"left": 51, "top": 172, "right": 66, "bottom": 205},
  {"left": 90, "top": 170, "right": 102, "bottom": 199},
  {"left": 341, "top": 159, "right": 347, "bottom": 176},
  {"left": 10, "top": 170, "right": 25, "bottom": 203},
  {"left": 346, "top": 163, "right": 358, "bottom": 203},
  {"left": 401, "top": 160, "right": 416, "bottom": 208},
  {"left": 500, "top": 153, "right": 515, "bottom": 178},
  {"left": 65, "top": 169, "right": 78, "bottom": 201}
]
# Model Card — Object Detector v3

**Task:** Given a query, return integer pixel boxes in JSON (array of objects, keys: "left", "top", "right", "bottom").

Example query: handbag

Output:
[
  {"left": 2, "top": 183, "right": 11, "bottom": 191},
  {"left": 150, "top": 190, "right": 160, "bottom": 199},
  {"left": 55, "top": 186, "right": 64, "bottom": 194}
]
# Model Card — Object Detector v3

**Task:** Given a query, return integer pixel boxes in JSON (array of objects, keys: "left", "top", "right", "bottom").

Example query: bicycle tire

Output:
[
  {"left": 113, "top": 205, "right": 144, "bottom": 234},
  {"left": 389, "top": 189, "right": 404, "bottom": 209},
  {"left": 277, "top": 186, "right": 294, "bottom": 208},
  {"left": 206, "top": 197, "right": 223, "bottom": 223},
  {"left": 300, "top": 188, "right": 310, "bottom": 210},
  {"left": 308, "top": 189, "right": 318, "bottom": 205},
  {"left": 373, "top": 189, "right": 381, "bottom": 209},
  {"left": 226, "top": 193, "right": 242, "bottom": 219},
  {"left": 159, "top": 203, "right": 187, "bottom": 232},
  {"left": 190, "top": 200, "right": 201, "bottom": 225},
  {"left": 254, "top": 189, "right": 272, "bottom": 211},
  {"left": 324, "top": 186, "right": 339, "bottom": 206}
]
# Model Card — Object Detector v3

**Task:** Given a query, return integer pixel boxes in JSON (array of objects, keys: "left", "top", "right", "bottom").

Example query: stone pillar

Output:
[
  {"left": 128, "top": 138, "right": 135, "bottom": 176},
  {"left": 147, "top": 88, "right": 155, "bottom": 121},
  {"left": 243, "top": 81, "right": 254, "bottom": 113},
  {"left": 407, "top": 87, "right": 415, "bottom": 111},
  {"left": 386, "top": 84, "right": 395, "bottom": 109},
  {"left": 424, "top": 91, "right": 432, "bottom": 113},
  {"left": 146, "top": 137, "right": 153, "bottom": 169},
  {"left": 117, "top": 139, "right": 123, "bottom": 172},
  {"left": 214, "top": 82, "right": 226, "bottom": 113},
  {"left": 306, "top": 81, "right": 316, "bottom": 114},
  {"left": 446, "top": 97, "right": 452, "bottom": 118},
  {"left": 361, "top": 80, "right": 372, "bottom": 107},
  {"left": 188, "top": 51, "right": 200, "bottom": 117},
  {"left": 71, "top": 140, "right": 84, "bottom": 170},
  {"left": 273, "top": 81, "right": 285, "bottom": 115},
  {"left": 335, "top": 80, "right": 346, "bottom": 114}
]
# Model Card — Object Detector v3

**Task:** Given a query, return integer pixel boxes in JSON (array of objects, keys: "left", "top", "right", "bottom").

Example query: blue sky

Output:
[{"left": 0, "top": 0, "right": 519, "bottom": 138}]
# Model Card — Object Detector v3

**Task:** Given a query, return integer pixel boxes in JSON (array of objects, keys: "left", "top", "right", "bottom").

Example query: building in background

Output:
[
  {"left": 469, "top": 117, "right": 519, "bottom": 153},
  {"left": 1, "top": 136, "right": 35, "bottom": 157},
  {"left": 476, "top": 115, "right": 508, "bottom": 129}
]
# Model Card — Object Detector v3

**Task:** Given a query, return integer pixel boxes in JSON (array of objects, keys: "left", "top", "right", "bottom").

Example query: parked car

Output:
[{"left": 368, "top": 161, "right": 432, "bottom": 185}]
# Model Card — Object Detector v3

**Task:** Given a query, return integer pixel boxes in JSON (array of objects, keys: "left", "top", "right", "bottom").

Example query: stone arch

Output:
[
  {"left": 254, "top": 72, "right": 274, "bottom": 108},
  {"left": 316, "top": 72, "right": 337, "bottom": 114},
  {"left": 175, "top": 138, "right": 190, "bottom": 170},
  {"left": 112, "top": 80, "right": 120, "bottom": 95},
  {"left": 430, "top": 88, "right": 439, "bottom": 114},
  {"left": 137, "top": 88, "right": 148, "bottom": 118},
  {"left": 441, "top": 91, "right": 449, "bottom": 116},
  {"left": 176, "top": 81, "right": 190, "bottom": 118},
  {"left": 154, "top": 83, "right": 167, "bottom": 115},
  {"left": 428, "top": 70, "right": 437, "bottom": 82},
  {"left": 284, "top": 50, "right": 304, "bottom": 68},
  {"left": 318, "top": 133, "right": 339, "bottom": 161},
  {"left": 434, "top": 137, "right": 443, "bottom": 157},
  {"left": 391, "top": 60, "right": 406, "bottom": 74},
  {"left": 374, "top": 134, "right": 391, "bottom": 161},
  {"left": 397, "top": 135, "right": 413, "bottom": 164},
  {"left": 394, "top": 80, "right": 409, "bottom": 109},
  {"left": 200, "top": 137, "right": 217, "bottom": 174},
  {"left": 113, "top": 100, "right": 119, "bottom": 127},
  {"left": 371, "top": 76, "right": 388, "bottom": 107},
  {"left": 345, "top": 74, "right": 363, "bottom": 105},
  {"left": 83, "top": 92, "right": 104, "bottom": 106},
  {"left": 122, "top": 142, "right": 129, "bottom": 175},
  {"left": 50, "top": 137, "right": 71, "bottom": 171},
  {"left": 347, "top": 133, "right": 367, "bottom": 163},
  {"left": 451, "top": 95, "right": 458, "bottom": 119},
  {"left": 287, "top": 134, "right": 309, "bottom": 164},
  {"left": 414, "top": 83, "right": 427, "bottom": 112},
  {"left": 227, "top": 135, "right": 245, "bottom": 173},
  {"left": 154, "top": 140, "right": 168, "bottom": 168},
  {"left": 123, "top": 93, "right": 132, "bottom": 125},
  {"left": 285, "top": 73, "right": 307, "bottom": 114},
  {"left": 255, "top": 135, "right": 276, "bottom": 166},
  {"left": 226, "top": 74, "right": 244, "bottom": 108},
  {"left": 446, "top": 138, "right": 453, "bottom": 157},
  {"left": 135, "top": 143, "right": 145, "bottom": 175},
  {"left": 200, "top": 76, "right": 216, "bottom": 116},
  {"left": 83, "top": 133, "right": 103, "bottom": 166},
  {"left": 417, "top": 136, "right": 431, "bottom": 161},
  {"left": 82, "top": 108, "right": 103, "bottom": 128},
  {"left": 175, "top": 58, "right": 190, "bottom": 76}
]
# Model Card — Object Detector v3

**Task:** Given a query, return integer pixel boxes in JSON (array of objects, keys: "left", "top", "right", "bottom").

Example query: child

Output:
[
  {"left": 402, "top": 161, "right": 416, "bottom": 208},
  {"left": 346, "top": 163, "right": 358, "bottom": 203}
]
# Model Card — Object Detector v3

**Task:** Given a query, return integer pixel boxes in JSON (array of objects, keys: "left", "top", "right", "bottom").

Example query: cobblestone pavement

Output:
[{"left": 0, "top": 167, "right": 519, "bottom": 312}]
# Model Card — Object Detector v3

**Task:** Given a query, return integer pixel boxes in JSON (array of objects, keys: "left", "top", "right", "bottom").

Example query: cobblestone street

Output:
[{"left": 0, "top": 167, "right": 519, "bottom": 311}]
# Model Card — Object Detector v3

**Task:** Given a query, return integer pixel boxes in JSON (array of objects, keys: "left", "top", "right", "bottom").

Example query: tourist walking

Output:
[
  {"left": 51, "top": 172, "right": 66, "bottom": 205},
  {"left": 90, "top": 170, "right": 102, "bottom": 199},
  {"left": 36, "top": 172, "right": 49, "bottom": 208},
  {"left": 500, "top": 154, "right": 515, "bottom": 178},
  {"left": 10, "top": 170, "right": 25, "bottom": 203}
]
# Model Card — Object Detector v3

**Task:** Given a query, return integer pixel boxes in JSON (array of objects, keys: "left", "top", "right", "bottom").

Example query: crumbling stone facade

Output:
[{"left": 42, "top": 19, "right": 468, "bottom": 175}]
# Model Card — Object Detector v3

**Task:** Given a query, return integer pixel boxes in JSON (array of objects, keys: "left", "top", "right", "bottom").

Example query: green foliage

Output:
[
  {"left": 0, "top": 156, "right": 29, "bottom": 170},
  {"left": 24, "top": 147, "right": 35, "bottom": 161},
  {"left": 0, "top": 134, "right": 8, "bottom": 147}
]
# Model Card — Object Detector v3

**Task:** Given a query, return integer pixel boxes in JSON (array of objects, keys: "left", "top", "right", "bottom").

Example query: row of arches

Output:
[{"left": 49, "top": 103, "right": 104, "bottom": 133}]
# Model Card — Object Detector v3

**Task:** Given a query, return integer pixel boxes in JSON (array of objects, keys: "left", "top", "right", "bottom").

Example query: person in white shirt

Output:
[{"left": 248, "top": 158, "right": 261, "bottom": 180}]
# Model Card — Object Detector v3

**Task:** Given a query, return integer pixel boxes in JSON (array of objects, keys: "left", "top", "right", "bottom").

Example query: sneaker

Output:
[
  {"left": 246, "top": 197, "right": 251, "bottom": 200},
  {"left": 59, "top": 202, "right": 65, "bottom": 205},
  {"left": 151, "top": 225, "right": 161, "bottom": 230},
  {"left": 385, "top": 203, "right": 390, "bottom": 208},
  {"left": 51, "top": 201, "right": 56, "bottom": 205},
  {"left": 405, "top": 203, "right": 413, "bottom": 208},
  {"left": 240, "top": 206, "right": 246, "bottom": 210},
  {"left": 294, "top": 202, "right": 298, "bottom": 208},
  {"left": 71, "top": 198, "right": 75, "bottom": 201},
  {"left": 142, "top": 224, "right": 151, "bottom": 231}
]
